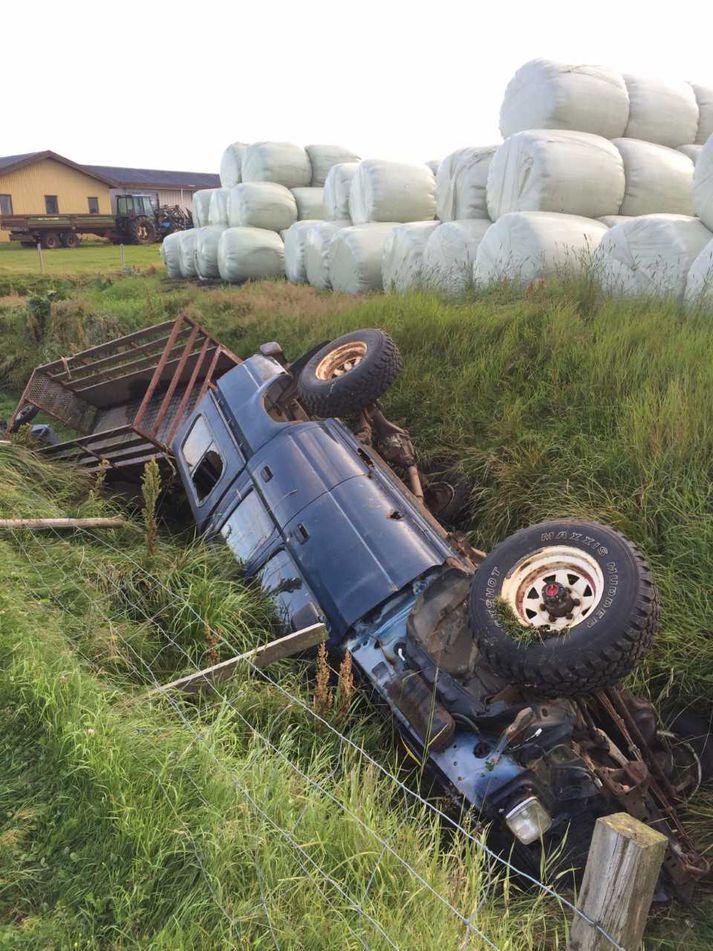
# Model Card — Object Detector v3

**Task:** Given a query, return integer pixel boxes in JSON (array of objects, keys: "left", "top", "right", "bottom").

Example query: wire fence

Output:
[{"left": 5, "top": 523, "right": 625, "bottom": 951}]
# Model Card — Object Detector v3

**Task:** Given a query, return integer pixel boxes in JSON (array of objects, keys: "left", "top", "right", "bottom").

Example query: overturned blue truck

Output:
[{"left": 11, "top": 317, "right": 710, "bottom": 897}]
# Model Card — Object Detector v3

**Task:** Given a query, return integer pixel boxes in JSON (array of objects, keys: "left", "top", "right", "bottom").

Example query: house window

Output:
[
  {"left": 88, "top": 197, "right": 99, "bottom": 214},
  {"left": 0, "top": 194, "right": 12, "bottom": 215},
  {"left": 45, "top": 195, "right": 59, "bottom": 215}
]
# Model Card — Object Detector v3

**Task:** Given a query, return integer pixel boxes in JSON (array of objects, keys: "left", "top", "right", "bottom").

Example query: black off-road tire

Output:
[
  {"left": 468, "top": 519, "right": 659, "bottom": 697},
  {"left": 128, "top": 217, "right": 157, "bottom": 245},
  {"left": 60, "top": 231, "right": 80, "bottom": 249},
  {"left": 297, "top": 328, "right": 402, "bottom": 417},
  {"left": 41, "top": 232, "right": 61, "bottom": 250}
]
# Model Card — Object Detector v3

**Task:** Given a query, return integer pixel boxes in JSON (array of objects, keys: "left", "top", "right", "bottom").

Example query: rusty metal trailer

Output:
[
  {"left": 1, "top": 213, "right": 119, "bottom": 248},
  {"left": 10, "top": 316, "right": 240, "bottom": 475}
]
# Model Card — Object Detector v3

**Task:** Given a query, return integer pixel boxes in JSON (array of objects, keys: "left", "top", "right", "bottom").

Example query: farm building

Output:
[
  {"left": 0, "top": 150, "right": 219, "bottom": 241},
  {"left": 82, "top": 165, "right": 220, "bottom": 215},
  {"left": 0, "top": 151, "right": 114, "bottom": 241}
]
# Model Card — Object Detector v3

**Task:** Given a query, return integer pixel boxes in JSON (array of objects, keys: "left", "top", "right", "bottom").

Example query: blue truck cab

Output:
[{"left": 171, "top": 329, "right": 707, "bottom": 891}]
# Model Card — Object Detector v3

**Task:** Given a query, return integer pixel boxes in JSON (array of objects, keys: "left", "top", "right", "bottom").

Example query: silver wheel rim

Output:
[
  {"left": 501, "top": 545, "right": 604, "bottom": 631},
  {"left": 315, "top": 341, "right": 367, "bottom": 380}
]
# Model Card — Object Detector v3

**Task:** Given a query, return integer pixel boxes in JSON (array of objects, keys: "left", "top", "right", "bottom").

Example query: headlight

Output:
[{"left": 504, "top": 796, "right": 552, "bottom": 845}]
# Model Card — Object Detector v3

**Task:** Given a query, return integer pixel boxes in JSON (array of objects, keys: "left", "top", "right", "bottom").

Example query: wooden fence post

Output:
[{"left": 568, "top": 813, "right": 667, "bottom": 951}]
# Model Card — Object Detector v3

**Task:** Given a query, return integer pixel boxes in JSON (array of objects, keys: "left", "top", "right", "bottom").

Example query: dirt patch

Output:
[{"left": 0, "top": 295, "right": 27, "bottom": 310}]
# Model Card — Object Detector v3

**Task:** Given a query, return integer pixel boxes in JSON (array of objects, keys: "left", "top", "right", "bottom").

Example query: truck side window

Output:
[
  {"left": 193, "top": 449, "right": 223, "bottom": 500},
  {"left": 182, "top": 415, "right": 224, "bottom": 502}
]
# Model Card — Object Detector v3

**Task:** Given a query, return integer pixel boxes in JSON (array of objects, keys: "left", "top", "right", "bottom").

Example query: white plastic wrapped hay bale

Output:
[
  {"left": 684, "top": 237, "right": 713, "bottom": 306},
  {"left": 220, "top": 142, "right": 248, "bottom": 188},
  {"left": 349, "top": 160, "right": 436, "bottom": 224},
  {"left": 692, "top": 85, "right": 713, "bottom": 145},
  {"left": 596, "top": 214, "right": 712, "bottom": 300},
  {"left": 178, "top": 229, "right": 197, "bottom": 279},
  {"left": 192, "top": 189, "right": 214, "bottom": 228},
  {"left": 382, "top": 221, "right": 441, "bottom": 293},
  {"left": 283, "top": 220, "right": 321, "bottom": 283},
  {"left": 160, "top": 232, "right": 182, "bottom": 279},
  {"left": 291, "top": 187, "right": 325, "bottom": 221},
  {"left": 242, "top": 142, "right": 312, "bottom": 188},
  {"left": 486, "top": 131, "right": 625, "bottom": 221},
  {"left": 473, "top": 212, "right": 607, "bottom": 287},
  {"left": 305, "top": 145, "right": 360, "bottom": 187},
  {"left": 328, "top": 223, "right": 400, "bottom": 294},
  {"left": 217, "top": 227, "right": 285, "bottom": 283},
  {"left": 227, "top": 182, "right": 297, "bottom": 232},
  {"left": 612, "top": 139, "right": 695, "bottom": 216},
  {"left": 208, "top": 188, "right": 231, "bottom": 227},
  {"left": 304, "top": 221, "right": 350, "bottom": 289},
  {"left": 194, "top": 226, "right": 226, "bottom": 280},
  {"left": 324, "top": 163, "right": 359, "bottom": 221},
  {"left": 422, "top": 220, "right": 491, "bottom": 298},
  {"left": 678, "top": 144, "right": 704, "bottom": 165},
  {"left": 624, "top": 74, "right": 699, "bottom": 147},
  {"left": 437, "top": 147, "right": 497, "bottom": 221},
  {"left": 599, "top": 215, "right": 633, "bottom": 228},
  {"left": 499, "top": 59, "right": 630, "bottom": 140},
  {"left": 694, "top": 136, "right": 713, "bottom": 230}
]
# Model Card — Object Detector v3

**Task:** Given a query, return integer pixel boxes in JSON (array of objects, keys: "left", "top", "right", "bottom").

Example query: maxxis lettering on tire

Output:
[{"left": 469, "top": 519, "right": 659, "bottom": 697}]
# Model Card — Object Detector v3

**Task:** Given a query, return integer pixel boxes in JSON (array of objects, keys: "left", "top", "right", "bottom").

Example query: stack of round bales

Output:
[
  {"left": 499, "top": 59, "right": 713, "bottom": 148},
  {"left": 170, "top": 141, "right": 359, "bottom": 282},
  {"left": 285, "top": 158, "right": 439, "bottom": 294},
  {"left": 596, "top": 214, "right": 712, "bottom": 300},
  {"left": 475, "top": 59, "right": 710, "bottom": 292},
  {"left": 334, "top": 160, "right": 436, "bottom": 294}
]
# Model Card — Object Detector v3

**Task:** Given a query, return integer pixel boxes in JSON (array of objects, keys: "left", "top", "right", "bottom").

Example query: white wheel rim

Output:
[
  {"left": 501, "top": 545, "right": 604, "bottom": 631},
  {"left": 315, "top": 341, "right": 367, "bottom": 380}
]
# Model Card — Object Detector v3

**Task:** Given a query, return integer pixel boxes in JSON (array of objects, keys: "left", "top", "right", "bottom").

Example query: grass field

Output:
[
  {"left": 0, "top": 240, "right": 162, "bottom": 275},
  {"left": 1, "top": 267, "right": 712, "bottom": 948}
]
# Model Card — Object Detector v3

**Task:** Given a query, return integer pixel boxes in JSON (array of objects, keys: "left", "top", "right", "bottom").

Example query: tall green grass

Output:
[
  {"left": 2, "top": 274, "right": 713, "bottom": 947},
  {"left": 0, "top": 446, "right": 566, "bottom": 949}
]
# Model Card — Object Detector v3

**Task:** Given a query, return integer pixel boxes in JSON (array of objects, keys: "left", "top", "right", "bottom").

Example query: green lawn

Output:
[
  {"left": 0, "top": 240, "right": 162, "bottom": 275},
  {"left": 0, "top": 268, "right": 711, "bottom": 948}
]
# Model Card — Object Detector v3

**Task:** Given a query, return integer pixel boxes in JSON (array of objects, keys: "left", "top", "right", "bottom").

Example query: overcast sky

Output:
[{"left": 4, "top": 0, "right": 712, "bottom": 174}]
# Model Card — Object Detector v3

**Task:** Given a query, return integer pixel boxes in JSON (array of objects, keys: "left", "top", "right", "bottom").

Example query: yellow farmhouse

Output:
[
  {"left": 0, "top": 151, "right": 114, "bottom": 241},
  {"left": 0, "top": 150, "right": 219, "bottom": 242}
]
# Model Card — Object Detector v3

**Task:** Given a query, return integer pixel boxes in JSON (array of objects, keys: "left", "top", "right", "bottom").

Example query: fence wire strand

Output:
[
  {"left": 5, "top": 523, "right": 625, "bottom": 950},
  {"left": 9, "top": 529, "right": 384, "bottom": 951},
  {"left": 82, "top": 524, "right": 623, "bottom": 951},
  {"left": 79, "top": 525, "right": 623, "bottom": 949}
]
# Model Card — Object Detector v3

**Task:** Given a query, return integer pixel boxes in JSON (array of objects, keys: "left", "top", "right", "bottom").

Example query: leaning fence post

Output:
[
  {"left": 36, "top": 242, "right": 45, "bottom": 274},
  {"left": 568, "top": 813, "right": 667, "bottom": 951}
]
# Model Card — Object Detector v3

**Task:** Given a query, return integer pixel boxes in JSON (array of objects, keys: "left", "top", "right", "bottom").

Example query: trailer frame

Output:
[{"left": 11, "top": 315, "right": 240, "bottom": 475}]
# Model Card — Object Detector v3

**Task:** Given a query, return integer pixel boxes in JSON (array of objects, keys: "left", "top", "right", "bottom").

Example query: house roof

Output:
[
  {"left": 82, "top": 165, "right": 220, "bottom": 190},
  {"left": 0, "top": 150, "right": 219, "bottom": 192},
  {"left": 0, "top": 150, "right": 116, "bottom": 186}
]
